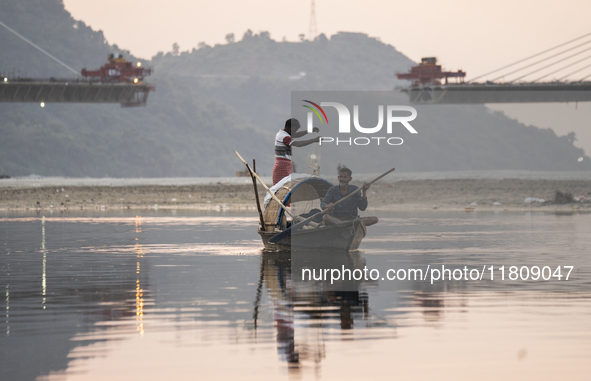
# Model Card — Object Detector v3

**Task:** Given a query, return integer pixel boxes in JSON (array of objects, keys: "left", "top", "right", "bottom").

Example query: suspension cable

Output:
[
  {"left": 469, "top": 31, "right": 591, "bottom": 83},
  {"left": 491, "top": 39, "right": 591, "bottom": 82},
  {"left": 558, "top": 62, "right": 591, "bottom": 81},
  {"left": 0, "top": 19, "right": 81, "bottom": 77},
  {"left": 532, "top": 53, "right": 591, "bottom": 82},
  {"left": 577, "top": 72, "right": 591, "bottom": 82},
  {"left": 508, "top": 45, "right": 591, "bottom": 83}
]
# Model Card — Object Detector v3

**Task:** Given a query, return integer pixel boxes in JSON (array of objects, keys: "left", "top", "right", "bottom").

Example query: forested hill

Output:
[
  {"left": 0, "top": 0, "right": 589, "bottom": 177},
  {"left": 0, "top": 0, "right": 131, "bottom": 78}
]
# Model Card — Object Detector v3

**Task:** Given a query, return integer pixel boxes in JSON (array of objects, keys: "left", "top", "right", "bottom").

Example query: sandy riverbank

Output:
[{"left": 1, "top": 179, "right": 590, "bottom": 212}]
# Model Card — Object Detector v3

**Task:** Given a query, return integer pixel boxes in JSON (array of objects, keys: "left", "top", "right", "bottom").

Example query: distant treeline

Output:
[{"left": 0, "top": 0, "right": 588, "bottom": 177}]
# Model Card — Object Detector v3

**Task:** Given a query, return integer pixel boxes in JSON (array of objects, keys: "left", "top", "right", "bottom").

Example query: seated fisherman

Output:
[{"left": 321, "top": 167, "right": 379, "bottom": 226}]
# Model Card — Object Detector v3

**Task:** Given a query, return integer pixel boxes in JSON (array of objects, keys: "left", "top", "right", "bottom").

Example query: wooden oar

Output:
[
  {"left": 269, "top": 167, "right": 395, "bottom": 244},
  {"left": 248, "top": 159, "right": 265, "bottom": 229},
  {"left": 234, "top": 151, "right": 292, "bottom": 218}
]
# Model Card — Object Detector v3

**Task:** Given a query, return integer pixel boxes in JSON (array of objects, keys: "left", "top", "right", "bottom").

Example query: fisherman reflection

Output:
[
  {"left": 261, "top": 253, "right": 301, "bottom": 366},
  {"left": 275, "top": 304, "right": 299, "bottom": 365},
  {"left": 259, "top": 250, "right": 372, "bottom": 370},
  {"left": 413, "top": 291, "right": 444, "bottom": 324}
]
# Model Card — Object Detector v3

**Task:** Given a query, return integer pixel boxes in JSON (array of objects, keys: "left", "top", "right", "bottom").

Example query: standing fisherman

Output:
[{"left": 273, "top": 118, "right": 320, "bottom": 185}]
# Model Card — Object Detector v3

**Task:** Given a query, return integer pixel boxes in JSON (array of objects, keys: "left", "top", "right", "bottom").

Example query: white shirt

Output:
[{"left": 274, "top": 129, "right": 293, "bottom": 160}]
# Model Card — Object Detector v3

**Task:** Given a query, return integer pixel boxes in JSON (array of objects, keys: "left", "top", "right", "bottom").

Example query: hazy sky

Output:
[
  {"left": 62, "top": 0, "right": 591, "bottom": 155},
  {"left": 63, "top": 0, "right": 591, "bottom": 81}
]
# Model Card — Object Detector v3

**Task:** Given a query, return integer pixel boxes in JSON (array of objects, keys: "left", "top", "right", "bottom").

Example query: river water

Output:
[
  {"left": 1, "top": 209, "right": 590, "bottom": 380},
  {"left": 2, "top": 170, "right": 591, "bottom": 188}
]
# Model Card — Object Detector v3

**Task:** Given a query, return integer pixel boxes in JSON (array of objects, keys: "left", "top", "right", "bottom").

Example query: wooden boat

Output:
[{"left": 258, "top": 176, "right": 367, "bottom": 251}]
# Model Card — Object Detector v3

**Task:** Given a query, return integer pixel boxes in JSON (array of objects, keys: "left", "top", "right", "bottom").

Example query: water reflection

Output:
[
  {"left": 1, "top": 211, "right": 591, "bottom": 380},
  {"left": 135, "top": 215, "right": 145, "bottom": 335},
  {"left": 0, "top": 213, "right": 155, "bottom": 381},
  {"left": 42, "top": 216, "right": 47, "bottom": 308},
  {"left": 4, "top": 234, "right": 9, "bottom": 337},
  {"left": 260, "top": 250, "right": 395, "bottom": 373}
]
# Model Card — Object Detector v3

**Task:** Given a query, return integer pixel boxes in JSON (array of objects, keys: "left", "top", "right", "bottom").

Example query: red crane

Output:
[
  {"left": 81, "top": 54, "right": 152, "bottom": 83},
  {"left": 397, "top": 57, "right": 465, "bottom": 86}
]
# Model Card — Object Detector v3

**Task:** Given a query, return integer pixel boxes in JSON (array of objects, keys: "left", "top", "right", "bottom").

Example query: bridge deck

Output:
[
  {"left": 0, "top": 80, "right": 154, "bottom": 107},
  {"left": 401, "top": 82, "right": 591, "bottom": 104}
]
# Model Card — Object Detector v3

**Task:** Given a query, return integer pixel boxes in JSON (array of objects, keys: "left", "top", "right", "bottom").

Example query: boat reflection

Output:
[{"left": 256, "top": 250, "right": 395, "bottom": 372}]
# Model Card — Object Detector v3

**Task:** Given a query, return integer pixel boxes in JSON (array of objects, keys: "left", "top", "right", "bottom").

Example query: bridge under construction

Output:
[
  {"left": 397, "top": 32, "right": 591, "bottom": 105},
  {"left": 400, "top": 81, "right": 591, "bottom": 104},
  {"left": 0, "top": 78, "right": 153, "bottom": 107},
  {"left": 0, "top": 20, "right": 154, "bottom": 107}
]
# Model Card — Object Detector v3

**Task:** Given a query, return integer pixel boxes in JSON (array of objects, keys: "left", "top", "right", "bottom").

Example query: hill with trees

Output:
[{"left": 0, "top": 0, "right": 588, "bottom": 177}]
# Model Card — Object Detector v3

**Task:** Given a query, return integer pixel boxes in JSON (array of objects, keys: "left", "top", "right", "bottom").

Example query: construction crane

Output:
[
  {"left": 81, "top": 54, "right": 153, "bottom": 84},
  {"left": 396, "top": 57, "right": 466, "bottom": 86}
]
